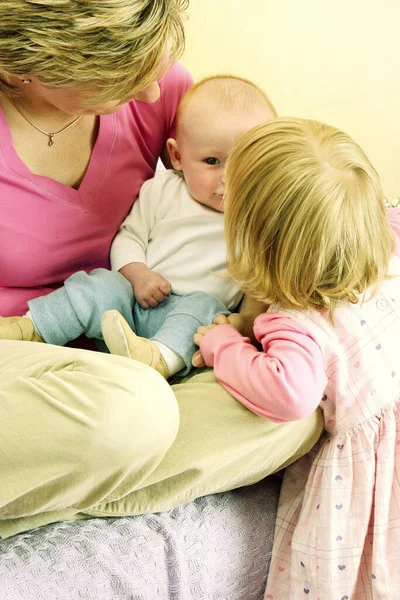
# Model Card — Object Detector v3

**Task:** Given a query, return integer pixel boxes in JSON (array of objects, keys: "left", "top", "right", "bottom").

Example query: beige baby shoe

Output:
[
  {"left": 0, "top": 316, "right": 44, "bottom": 342},
  {"left": 101, "top": 310, "right": 169, "bottom": 379}
]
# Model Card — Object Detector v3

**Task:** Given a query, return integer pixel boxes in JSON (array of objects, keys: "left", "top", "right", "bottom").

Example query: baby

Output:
[{"left": 0, "top": 75, "right": 276, "bottom": 378}]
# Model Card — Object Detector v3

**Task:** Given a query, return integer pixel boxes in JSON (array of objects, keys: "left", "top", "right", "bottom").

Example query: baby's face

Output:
[{"left": 176, "top": 101, "right": 273, "bottom": 212}]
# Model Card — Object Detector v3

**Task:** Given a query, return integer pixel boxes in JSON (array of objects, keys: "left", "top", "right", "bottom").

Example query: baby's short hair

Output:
[{"left": 176, "top": 74, "right": 277, "bottom": 126}]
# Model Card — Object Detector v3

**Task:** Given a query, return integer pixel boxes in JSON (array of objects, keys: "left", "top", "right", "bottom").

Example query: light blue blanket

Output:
[{"left": 0, "top": 477, "right": 280, "bottom": 599}]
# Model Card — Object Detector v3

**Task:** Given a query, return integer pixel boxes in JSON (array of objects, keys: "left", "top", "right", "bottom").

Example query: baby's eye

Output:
[{"left": 203, "top": 157, "right": 220, "bottom": 165}]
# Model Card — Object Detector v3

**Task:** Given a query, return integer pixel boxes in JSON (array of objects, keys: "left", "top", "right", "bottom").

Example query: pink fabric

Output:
[
  {"left": 201, "top": 213, "right": 400, "bottom": 599},
  {"left": 264, "top": 273, "right": 400, "bottom": 599},
  {"left": 387, "top": 207, "right": 400, "bottom": 257},
  {"left": 200, "top": 210, "right": 400, "bottom": 422},
  {"left": 0, "top": 62, "right": 192, "bottom": 316},
  {"left": 200, "top": 318, "right": 327, "bottom": 422}
]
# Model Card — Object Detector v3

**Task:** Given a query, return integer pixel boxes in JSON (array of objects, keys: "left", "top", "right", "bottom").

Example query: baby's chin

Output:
[{"left": 195, "top": 195, "right": 224, "bottom": 213}]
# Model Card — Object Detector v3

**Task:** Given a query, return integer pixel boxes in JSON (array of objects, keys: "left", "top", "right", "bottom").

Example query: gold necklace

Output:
[{"left": 8, "top": 98, "right": 83, "bottom": 147}]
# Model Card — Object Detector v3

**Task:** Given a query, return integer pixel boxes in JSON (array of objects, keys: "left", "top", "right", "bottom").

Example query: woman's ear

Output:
[{"left": 167, "top": 138, "right": 183, "bottom": 170}]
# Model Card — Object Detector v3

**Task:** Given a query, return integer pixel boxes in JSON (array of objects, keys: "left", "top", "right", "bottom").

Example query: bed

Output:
[{"left": 0, "top": 476, "right": 281, "bottom": 600}]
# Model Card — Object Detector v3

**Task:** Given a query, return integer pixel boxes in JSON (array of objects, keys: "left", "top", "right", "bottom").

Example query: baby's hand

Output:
[
  {"left": 134, "top": 272, "right": 172, "bottom": 309},
  {"left": 120, "top": 263, "right": 171, "bottom": 309}
]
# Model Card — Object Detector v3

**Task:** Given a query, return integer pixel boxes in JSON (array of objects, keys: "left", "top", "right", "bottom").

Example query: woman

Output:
[{"left": 0, "top": 0, "right": 323, "bottom": 537}]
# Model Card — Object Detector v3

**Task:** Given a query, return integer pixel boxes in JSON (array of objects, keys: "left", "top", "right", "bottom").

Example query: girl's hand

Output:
[
  {"left": 191, "top": 350, "right": 206, "bottom": 367},
  {"left": 192, "top": 314, "right": 230, "bottom": 367},
  {"left": 193, "top": 324, "right": 219, "bottom": 348}
]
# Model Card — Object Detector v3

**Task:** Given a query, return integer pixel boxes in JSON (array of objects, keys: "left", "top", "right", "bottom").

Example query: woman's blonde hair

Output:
[
  {"left": 0, "top": 0, "right": 188, "bottom": 104},
  {"left": 225, "top": 117, "right": 395, "bottom": 316}
]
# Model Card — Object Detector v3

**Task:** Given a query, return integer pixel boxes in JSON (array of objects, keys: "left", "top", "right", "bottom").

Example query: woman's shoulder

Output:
[
  {"left": 158, "top": 62, "right": 193, "bottom": 100},
  {"left": 157, "top": 62, "right": 193, "bottom": 135},
  {"left": 121, "top": 62, "right": 192, "bottom": 142}
]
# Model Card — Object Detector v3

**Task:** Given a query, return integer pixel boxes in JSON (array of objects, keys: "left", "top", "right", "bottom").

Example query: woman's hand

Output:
[{"left": 120, "top": 263, "right": 171, "bottom": 309}]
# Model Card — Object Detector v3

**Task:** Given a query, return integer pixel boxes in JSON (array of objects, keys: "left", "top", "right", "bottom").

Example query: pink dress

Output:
[{"left": 200, "top": 210, "right": 400, "bottom": 599}]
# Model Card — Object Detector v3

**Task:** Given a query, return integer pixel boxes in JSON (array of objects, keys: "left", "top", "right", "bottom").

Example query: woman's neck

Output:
[
  {"left": 2, "top": 95, "right": 82, "bottom": 130},
  {"left": 0, "top": 74, "right": 85, "bottom": 128}
]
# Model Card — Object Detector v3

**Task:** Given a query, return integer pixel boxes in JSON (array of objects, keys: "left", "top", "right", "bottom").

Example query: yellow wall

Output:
[{"left": 181, "top": 0, "right": 400, "bottom": 198}]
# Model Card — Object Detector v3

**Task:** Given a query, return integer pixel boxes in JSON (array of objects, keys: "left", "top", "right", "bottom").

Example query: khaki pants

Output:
[{"left": 0, "top": 340, "right": 324, "bottom": 537}]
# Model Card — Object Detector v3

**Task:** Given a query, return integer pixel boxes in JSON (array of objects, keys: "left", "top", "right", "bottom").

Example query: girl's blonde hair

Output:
[
  {"left": 225, "top": 117, "right": 395, "bottom": 315},
  {"left": 0, "top": 0, "right": 188, "bottom": 104}
]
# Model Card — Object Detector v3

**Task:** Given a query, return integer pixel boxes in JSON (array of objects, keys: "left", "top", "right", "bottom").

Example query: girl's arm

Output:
[{"left": 199, "top": 313, "right": 327, "bottom": 423}]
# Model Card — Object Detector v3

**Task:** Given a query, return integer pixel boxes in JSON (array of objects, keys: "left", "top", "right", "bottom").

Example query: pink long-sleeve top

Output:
[
  {"left": 0, "top": 63, "right": 192, "bottom": 317},
  {"left": 200, "top": 208, "right": 400, "bottom": 422}
]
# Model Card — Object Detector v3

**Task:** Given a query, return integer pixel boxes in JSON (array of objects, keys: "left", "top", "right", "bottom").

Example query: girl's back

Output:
[{"left": 265, "top": 214, "right": 400, "bottom": 599}]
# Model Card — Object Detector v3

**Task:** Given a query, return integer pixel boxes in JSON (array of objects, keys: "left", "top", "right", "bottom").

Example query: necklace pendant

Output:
[{"left": 8, "top": 98, "right": 83, "bottom": 146}]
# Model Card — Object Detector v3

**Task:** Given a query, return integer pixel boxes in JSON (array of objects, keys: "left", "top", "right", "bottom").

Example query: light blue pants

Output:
[{"left": 28, "top": 269, "right": 230, "bottom": 375}]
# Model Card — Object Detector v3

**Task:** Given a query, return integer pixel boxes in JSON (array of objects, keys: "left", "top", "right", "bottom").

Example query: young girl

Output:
[{"left": 192, "top": 118, "right": 400, "bottom": 599}]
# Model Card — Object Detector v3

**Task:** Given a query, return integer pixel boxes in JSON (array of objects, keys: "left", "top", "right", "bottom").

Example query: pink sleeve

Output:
[
  {"left": 199, "top": 314, "right": 327, "bottom": 422},
  {"left": 158, "top": 62, "right": 193, "bottom": 139},
  {"left": 387, "top": 207, "right": 400, "bottom": 257}
]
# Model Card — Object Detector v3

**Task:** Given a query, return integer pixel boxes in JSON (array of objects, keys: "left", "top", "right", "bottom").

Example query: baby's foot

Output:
[
  {"left": 0, "top": 316, "right": 44, "bottom": 342},
  {"left": 101, "top": 310, "right": 169, "bottom": 379}
]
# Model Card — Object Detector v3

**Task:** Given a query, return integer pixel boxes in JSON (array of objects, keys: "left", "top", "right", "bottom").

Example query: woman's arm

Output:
[{"left": 227, "top": 295, "right": 267, "bottom": 344}]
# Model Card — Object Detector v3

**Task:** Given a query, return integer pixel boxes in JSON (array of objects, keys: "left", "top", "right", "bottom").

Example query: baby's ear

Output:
[{"left": 167, "top": 138, "right": 182, "bottom": 170}]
